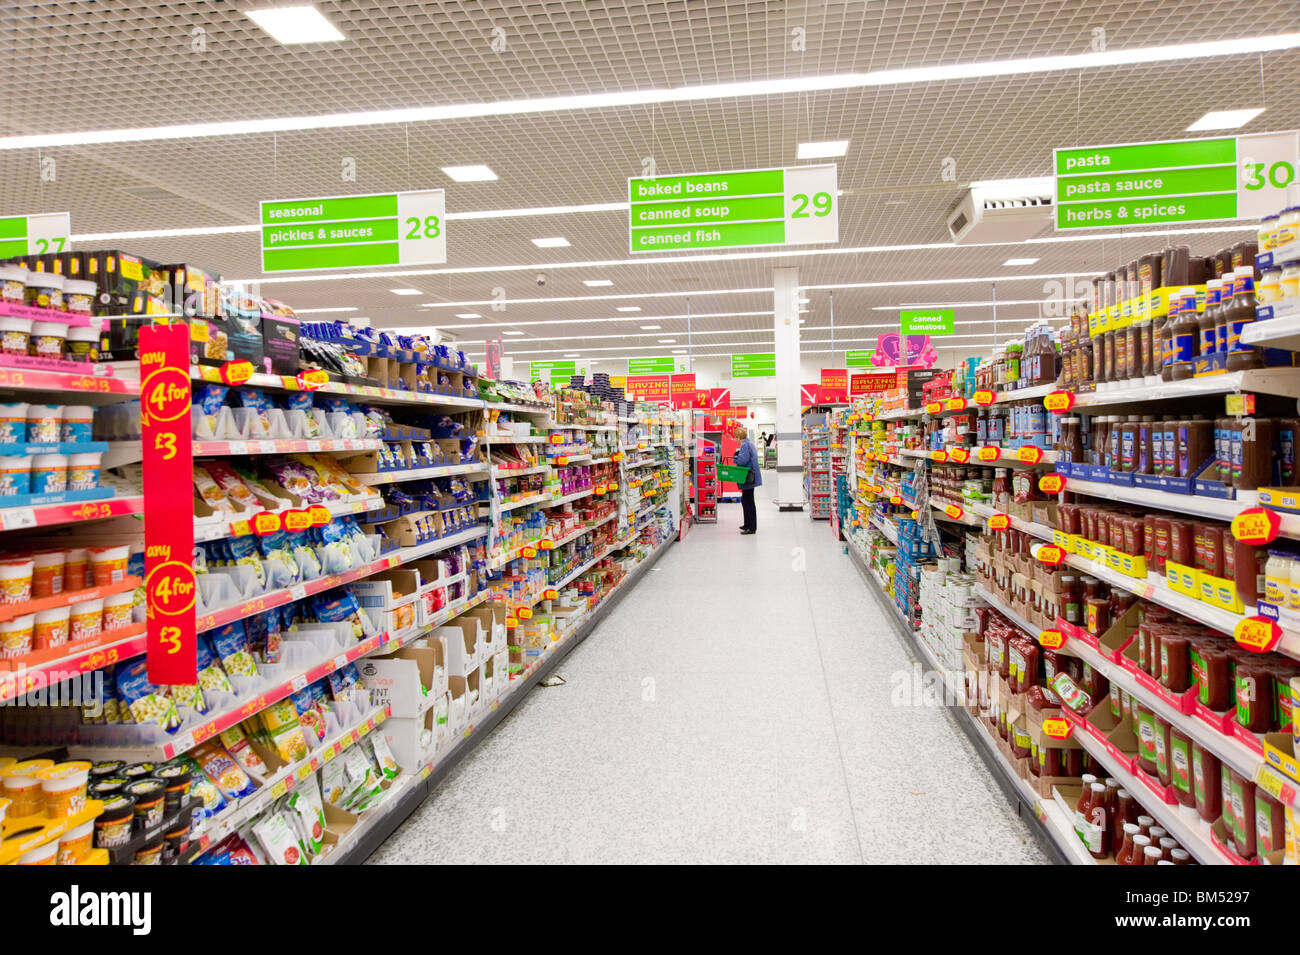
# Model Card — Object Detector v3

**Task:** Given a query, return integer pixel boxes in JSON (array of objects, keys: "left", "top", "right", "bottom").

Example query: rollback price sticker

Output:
[
  {"left": 1234, "top": 615, "right": 1283, "bottom": 653},
  {"left": 283, "top": 509, "right": 313, "bottom": 533},
  {"left": 948, "top": 447, "right": 970, "bottom": 464},
  {"left": 943, "top": 504, "right": 964, "bottom": 520},
  {"left": 924, "top": 401, "right": 943, "bottom": 414},
  {"left": 308, "top": 504, "right": 331, "bottom": 527},
  {"left": 987, "top": 513, "right": 1011, "bottom": 531},
  {"left": 1038, "top": 472, "right": 1066, "bottom": 495},
  {"left": 296, "top": 369, "right": 330, "bottom": 391},
  {"left": 944, "top": 397, "right": 965, "bottom": 411},
  {"left": 973, "top": 389, "right": 995, "bottom": 406},
  {"left": 1043, "top": 390, "right": 1075, "bottom": 413},
  {"left": 1016, "top": 446, "right": 1044, "bottom": 465},
  {"left": 252, "top": 511, "right": 282, "bottom": 536},
  {"left": 1041, "top": 717, "right": 1072, "bottom": 741},
  {"left": 1038, "top": 628, "right": 1067, "bottom": 650},
  {"left": 219, "top": 359, "right": 255, "bottom": 386},
  {"left": 1231, "top": 507, "right": 1281, "bottom": 546},
  {"left": 1034, "top": 543, "right": 1066, "bottom": 567},
  {"left": 976, "top": 446, "right": 1000, "bottom": 463},
  {"left": 929, "top": 450, "right": 948, "bottom": 463},
  {"left": 889, "top": 495, "right": 903, "bottom": 505}
]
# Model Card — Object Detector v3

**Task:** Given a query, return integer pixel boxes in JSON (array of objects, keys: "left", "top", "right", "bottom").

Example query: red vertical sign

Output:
[
  {"left": 819, "top": 368, "right": 848, "bottom": 403},
  {"left": 800, "top": 383, "right": 818, "bottom": 404},
  {"left": 485, "top": 338, "right": 503, "bottom": 380},
  {"left": 708, "top": 387, "right": 731, "bottom": 409},
  {"left": 669, "top": 373, "right": 697, "bottom": 409},
  {"left": 140, "top": 324, "right": 197, "bottom": 684}
]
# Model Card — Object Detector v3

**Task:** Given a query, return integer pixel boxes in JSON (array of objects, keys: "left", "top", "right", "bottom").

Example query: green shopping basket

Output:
[{"left": 717, "top": 464, "right": 751, "bottom": 484}]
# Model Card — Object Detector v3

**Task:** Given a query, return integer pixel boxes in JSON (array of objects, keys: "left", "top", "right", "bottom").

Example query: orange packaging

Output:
[
  {"left": 56, "top": 820, "right": 94, "bottom": 864},
  {"left": 32, "top": 606, "right": 70, "bottom": 650},
  {"left": 30, "top": 550, "right": 66, "bottom": 598},
  {"left": 0, "top": 558, "right": 33, "bottom": 604},
  {"left": 38, "top": 761, "right": 90, "bottom": 818},
  {"left": 63, "top": 548, "right": 89, "bottom": 591},
  {"left": 88, "top": 545, "right": 129, "bottom": 587},
  {"left": 2, "top": 759, "right": 54, "bottom": 816}
]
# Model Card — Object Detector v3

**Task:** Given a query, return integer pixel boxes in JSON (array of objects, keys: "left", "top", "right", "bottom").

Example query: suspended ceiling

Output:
[{"left": 3, "top": 0, "right": 1298, "bottom": 363}]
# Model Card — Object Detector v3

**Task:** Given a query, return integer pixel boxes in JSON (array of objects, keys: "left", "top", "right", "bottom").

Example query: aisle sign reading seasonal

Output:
[
  {"left": 627, "top": 164, "right": 838, "bottom": 253},
  {"left": 1054, "top": 132, "right": 1300, "bottom": 230},
  {"left": 140, "top": 323, "right": 197, "bottom": 684},
  {"left": 0, "top": 212, "right": 71, "bottom": 258},
  {"left": 731, "top": 353, "right": 776, "bottom": 378},
  {"left": 900, "top": 309, "right": 955, "bottom": 336},
  {"left": 627, "top": 356, "right": 675, "bottom": 375},
  {"left": 260, "top": 189, "right": 446, "bottom": 272},
  {"left": 845, "top": 349, "right": 876, "bottom": 367}
]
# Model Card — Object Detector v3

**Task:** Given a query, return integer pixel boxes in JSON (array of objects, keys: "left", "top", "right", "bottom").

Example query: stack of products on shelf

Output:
[{"left": 804, "top": 426, "right": 832, "bottom": 519}]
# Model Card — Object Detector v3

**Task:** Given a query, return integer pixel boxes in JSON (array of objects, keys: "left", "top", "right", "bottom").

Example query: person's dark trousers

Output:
[{"left": 741, "top": 487, "right": 756, "bottom": 532}]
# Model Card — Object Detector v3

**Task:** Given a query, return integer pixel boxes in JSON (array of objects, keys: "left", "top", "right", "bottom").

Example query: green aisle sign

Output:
[
  {"left": 845, "top": 349, "right": 875, "bottom": 367},
  {"left": 530, "top": 360, "right": 576, "bottom": 383},
  {"left": 901, "top": 309, "right": 954, "bottom": 335},
  {"left": 628, "top": 165, "right": 838, "bottom": 253},
  {"left": 731, "top": 353, "right": 776, "bottom": 377},
  {"left": 1054, "top": 132, "right": 1299, "bottom": 229},
  {"left": 260, "top": 190, "right": 446, "bottom": 272},
  {"left": 627, "top": 356, "right": 675, "bottom": 375},
  {"left": 0, "top": 212, "right": 70, "bottom": 258}
]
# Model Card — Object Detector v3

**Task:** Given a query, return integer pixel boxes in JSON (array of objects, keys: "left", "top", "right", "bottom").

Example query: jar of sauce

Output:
[
  {"left": 1116, "top": 823, "right": 1140, "bottom": 865},
  {"left": 1235, "top": 658, "right": 1275, "bottom": 732},
  {"left": 1192, "top": 740, "right": 1223, "bottom": 824},
  {"left": 1199, "top": 278, "right": 1223, "bottom": 357},
  {"left": 1227, "top": 768, "right": 1258, "bottom": 859},
  {"left": 1225, "top": 269, "right": 1264, "bottom": 371},
  {"left": 1134, "top": 703, "right": 1158, "bottom": 776},
  {"left": 1170, "top": 288, "right": 1200, "bottom": 380},
  {"left": 1160, "top": 632, "right": 1191, "bottom": 691}
]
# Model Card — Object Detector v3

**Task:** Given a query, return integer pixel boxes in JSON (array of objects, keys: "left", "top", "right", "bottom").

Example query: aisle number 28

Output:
[
  {"left": 404, "top": 215, "right": 441, "bottom": 239},
  {"left": 790, "top": 192, "right": 834, "bottom": 218}
]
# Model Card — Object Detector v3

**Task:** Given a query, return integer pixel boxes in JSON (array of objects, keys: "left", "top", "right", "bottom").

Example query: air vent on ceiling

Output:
[
  {"left": 946, "top": 177, "right": 1054, "bottom": 244},
  {"left": 119, "top": 185, "right": 183, "bottom": 201}
]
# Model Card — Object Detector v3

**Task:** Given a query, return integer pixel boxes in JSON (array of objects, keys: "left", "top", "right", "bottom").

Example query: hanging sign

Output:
[
  {"left": 141, "top": 324, "right": 197, "bottom": 684},
  {"left": 849, "top": 371, "right": 895, "bottom": 397},
  {"left": 669, "top": 373, "right": 697, "bottom": 409},
  {"left": 0, "top": 212, "right": 70, "bottom": 258},
  {"left": 626, "top": 374, "right": 671, "bottom": 403},
  {"left": 845, "top": 349, "right": 876, "bottom": 368},
  {"left": 731, "top": 354, "right": 776, "bottom": 378},
  {"left": 260, "top": 189, "right": 446, "bottom": 272},
  {"left": 1054, "top": 132, "right": 1299, "bottom": 231},
  {"left": 628, "top": 357, "right": 675, "bottom": 375},
  {"left": 900, "top": 309, "right": 955, "bottom": 336},
  {"left": 819, "top": 368, "right": 848, "bottom": 403},
  {"left": 628, "top": 164, "right": 838, "bottom": 253}
]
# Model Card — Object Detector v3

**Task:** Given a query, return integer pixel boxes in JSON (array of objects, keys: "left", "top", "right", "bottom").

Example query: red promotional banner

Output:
[
  {"left": 140, "top": 324, "right": 197, "bottom": 684},
  {"left": 819, "top": 368, "right": 848, "bottom": 403},
  {"left": 669, "top": 373, "right": 697, "bottom": 409},
  {"left": 708, "top": 387, "right": 731, "bottom": 409},
  {"left": 800, "top": 383, "right": 818, "bottom": 404},
  {"left": 713, "top": 406, "right": 748, "bottom": 424},
  {"left": 626, "top": 374, "right": 671, "bottom": 403},
  {"left": 849, "top": 371, "right": 897, "bottom": 397}
]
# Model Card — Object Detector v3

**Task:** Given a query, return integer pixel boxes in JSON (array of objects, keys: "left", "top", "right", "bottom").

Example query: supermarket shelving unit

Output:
[{"left": 803, "top": 425, "right": 832, "bottom": 520}]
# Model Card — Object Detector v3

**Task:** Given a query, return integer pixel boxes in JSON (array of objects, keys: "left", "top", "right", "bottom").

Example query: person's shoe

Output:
[{"left": 740, "top": 528, "right": 756, "bottom": 535}]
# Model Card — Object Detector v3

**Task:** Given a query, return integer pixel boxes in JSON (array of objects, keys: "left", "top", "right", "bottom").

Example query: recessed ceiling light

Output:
[
  {"left": 454, "top": 313, "right": 481, "bottom": 318},
  {"left": 504, "top": 330, "right": 525, "bottom": 336},
  {"left": 583, "top": 279, "right": 613, "bottom": 287},
  {"left": 441, "top": 165, "right": 498, "bottom": 182},
  {"left": 1186, "top": 108, "right": 1265, "bottom": 131},
  {"left": 531, "top": 237, "right": 570, "bottom": 248},
  {"left": 1002, "top": 257, "right": 1040, "bottom": 266},
  {"left": 389, "top": 288, "right": 422, "bottom": 295},
  {"left": 294, "top": 306, "right": 357, "bottom": 314},
  {"left": 797, "top": 139, "right": 849, "bottom": 159},
  {"left": 672, "top": 349, "right": 688, "bottom": 354},
  {"left": 658, "top": 339, "right": 676, "bottom": 344},
  {"left": 244, "top": 5, "right": 345, "bottom": 45},
  {"left": 641, "top": 325, "right": 661, "bottom": 330},
  {"left": 616, "top": 306, "right": 641, "bottom": 312}
]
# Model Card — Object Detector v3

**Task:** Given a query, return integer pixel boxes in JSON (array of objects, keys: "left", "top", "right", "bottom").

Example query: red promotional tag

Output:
[
  {"left": 543, "top": 589, "right": 558, "bottom": 600},
  {"left": 1016, "top": 446, "right": 1044, "bottom": 465},
  {"left": 1234, "top": 616, "right": 1283, "bottom": 653},
  {"left": 944, "top": 397, "right": 965, "bottom": 411},
  {"left": 930, "top": 450, "right": 948, "bottom": 463},
  {"left": 1042, "top": 718, "right": 1073, "bottom": 741},
  {"left": 1035, "top": 544, "right": 1066, "bottom": 566},
  {"left": 283, "top": 509, "right": 313, "bottom": 533},
  {"left": 252, "top": 511, "right": 283, "bottom": 535},
  {"left": 987, "top": 514, "right": 1011, "bottom": 531},
  {"left": 1038, "top": 629, "right": 1067, "bottom": 650},
  {"left": 973, "top": 389, "right": 995, "bottom": 406},
  {"left": 308, "top": 504, "right": 331, "bottom": 526},
  {"left": 943, "top": 504, "right": 964, "bottom": 520},
  {"left": 296, "top": 369, "right": 329, "bottom": 391},
  {"left": 977, "top": 446, "right": 1000, "bottom": 463},
  {"left": 141, "top": 324, "right": 197, "bottom": 684},
  {"left": 948, "top": 447, "right": 970, "bottom": 464},
  {"left": 1231, "top": 507, "right": 1281, "bottom": 546},
  {"left": 1044, "top": 390, "right": 1075, "bottom": 413},
  {"left": 1038, "top": 472, "right": 1066, "bottom": 495},
  {"left": 219, "top": 359, "right": 255, "bottom": 386}
]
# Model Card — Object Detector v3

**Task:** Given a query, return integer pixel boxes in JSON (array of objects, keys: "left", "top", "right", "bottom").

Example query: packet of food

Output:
[
  {"left": 192, "top": 738, "right": 258, "bottom": 800},
  {"left": 219, "top": 723, "right": 268, "bottom": 781},
  {"left": 328, "top": 662, "right": 360, "bottom": 703},
  {"left": 252, "top": 811, "right": 308, "bottom": 865},
  {"left": 193, "top": 465, "right": 233, "bottom": 513},
  {"left": 115, "top": 659, "right": 181, "bottom": 732},
  {"left": 310, "top": 454, "right": 368, "bottom": 496},
  {"left": 169, "top": 680, "right": 207, "bottom": 715},
  {"left": 201, "top": 460, "right": 261, "bottom": 512},
  {"left": 260, "top": 698, "right": 310, "bottom": 762},
  {"left": 194, "top": 384, "right": 229, "bottom": 433},
  {"left": 208, "top": 620, "right": 257, "bottom": 678},
  {"left": 284, "top": 392, "right": 320, "bottom": 439},
  {"left": 312, "top": 589, "right": 372, "bottom": 640},
  {"left": 191, "top": 636, "right": 233, "bottom": 695},
  {"left": 291, "top": 687, "right": 327, "bottom": 744},
  {"left": 232, "top": 463, "right": 287, "bottom": 510},
  {"left": 321, "top": 758, "right": 349, "bottom": 806},
  {"left": 258, "top": 529, "right": 299, "bottom": 587},
  {"left": 236, "top": 388, "right": 274, "bottom": 438},
  {"left": 365, "top": 734, "right": 400, "bottom": 780},
  {"left": 226, "top": 534, "right": 267, "bottom": 591},
  {"left": 286, "top": 774, "right": 326, "bottom": 855},
  {"left": 341, "top": 747, "right": 382, "bottom": 811}
]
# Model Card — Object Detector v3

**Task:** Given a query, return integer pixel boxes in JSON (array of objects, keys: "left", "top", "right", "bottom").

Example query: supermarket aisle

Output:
[{"left": 369, "top": 484, "right": 1049, "bottom": 865}]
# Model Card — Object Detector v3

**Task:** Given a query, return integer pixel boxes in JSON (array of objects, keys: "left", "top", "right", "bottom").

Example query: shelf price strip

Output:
[{"left": 140, "top": 324, "right": 198, "bottom": 684}]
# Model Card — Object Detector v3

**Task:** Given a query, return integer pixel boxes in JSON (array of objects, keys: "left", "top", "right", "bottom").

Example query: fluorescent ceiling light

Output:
[
  {"left": 442, "top": 165, "right": 498, "bottom": 182},
  {"left": 672, "top": 349, "right": 688, "bottom": 354},
  {"left": 564, "top": 353, "right": 580, "bottom": 357},
  {"left": 13, "top": 35, "right": 1299, "bottom": 150},
  {"left": 616, "top": 306, "right": 641, "bottom": 312},
  {"left": 797, "top": 140, "right": 849, "bottom": 159},
  {"left": 583, "top": 279, "right": 613, "bottom": 287},
  {"left": 389, "top": 288, "right": 422, "bottom": 295},
  {"left": 244, "top": 6, "right": 345, "bottom": 45},
  {"left": 658, "top": 339, "right": 676, "bottom": 344},
  {"left": 294, "top": 306, "right": 356, "bottom": 314},
  {"left": 641, "top": 325, "right": 661, "bottom": 330},
  {"left": 454, "top": 313, "right": 481, "bottom": 318},
  {"left": 1002, "top": 258, "right": 1039, "bottom": 266},
  {"left": 1186, "top": 108, "right": 1265, "bottom": 131},
  {"left": 503, "top": 330, "right": 525, "bottom": 336},
  {"left": 531, "top": 237, "right": 570, "bottom": 248}
]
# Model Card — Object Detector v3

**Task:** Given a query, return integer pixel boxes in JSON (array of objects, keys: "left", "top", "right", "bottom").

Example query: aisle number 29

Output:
[{"left": 790, "top": 192, "right": 833, "bottom": 218}]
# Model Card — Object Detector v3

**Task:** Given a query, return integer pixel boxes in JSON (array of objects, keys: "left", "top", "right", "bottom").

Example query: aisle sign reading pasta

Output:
[{"left": 141, "top": 323, "right": 197, "bottom": 683}]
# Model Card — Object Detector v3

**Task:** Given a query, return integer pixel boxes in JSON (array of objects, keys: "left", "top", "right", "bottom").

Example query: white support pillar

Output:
[{"left": 772, "top": 267, "right": 803, "bottom": 509}]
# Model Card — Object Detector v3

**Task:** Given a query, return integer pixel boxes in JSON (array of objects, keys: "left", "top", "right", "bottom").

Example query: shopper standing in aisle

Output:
[{"left": 732, "top": 423, "right": 761, "bottom": 534}]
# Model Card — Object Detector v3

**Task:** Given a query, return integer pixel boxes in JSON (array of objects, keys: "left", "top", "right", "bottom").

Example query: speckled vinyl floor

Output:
[{"left": 366, "top": 480, "right": 1050, "bottom": 865}]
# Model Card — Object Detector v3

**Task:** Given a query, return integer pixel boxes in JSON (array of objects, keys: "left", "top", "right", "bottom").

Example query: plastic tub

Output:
[
  {"left": 0, "top": 264, "right": 26, "bottom": 305},
  {"left": 101, "top": 590, "right": 133, "bottom": 631},
  {"left": 93, "top": 794, "right": 134, "bottom": 848},
  {"left": 0, "top": 454, "right": 32, "bottom": 497},
  {"left": 33, "top": 605, "right": 70, "bottom": 649},
  {"left": 63, "top": 280, "right": 95, "bottom": 318},
  {"left": 0, "top": 316, "right": 32, "bottom": 357},
  {"left": 17, "top": 840, "right": 57, "bottom": 865},
  {"left": 0, "top": 402, "right": 27, "bottom": 444},
  {"left": 2, "top": 759, "right": 54, "bottom": 816},
  {"left": 28, "top": 322, "right": 66, "bottom": 360},
  {"left": 30, "top": 453, "right": 67, "bottom": 495},
  {"left": 30, "top": 549, "right": 66, "bottom": 598},
  {"left": 66, "top": 452, "right": 101, "bottom": 492},
  {"left": 0, "top": 558, "right": 33, "bottom": 604},
  {"left": 65, "top": 325, "right": 98, "bottom": 361},
  {"left": 69, "top": 598, "right": 102, "bottom": 642},
  {"left": 26, "top": 405, "right": 61, "bottom": 444},
  {"left": 134, "top": 833, "right": 164, "bottom": 865},
  {"left": 0, "top": 796, "right": 8, "bottom": 828},
  {"left": 126, "top": 777, "right": 166, "bottom": 828},
  {"left": 24, "top": 272, "right": 62, "bottom": 311},
  {"left": 88, "top": 545, "right": 129, "bottom": 586},
  {"left": 57, "top": 820, "right": 95, "bottom": 864},
  {"left": 38, "top": 761, "right": 90, "bottom": 818},
  {"left": 0, "top": 613, "right": 35, "bottom": 658},
  {"left": 64, "top": 548, "right": 89, "bottom": 590},
  {"left": 60, "top": 405, "right": 94, "bottom": 444}
]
